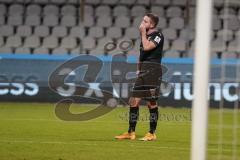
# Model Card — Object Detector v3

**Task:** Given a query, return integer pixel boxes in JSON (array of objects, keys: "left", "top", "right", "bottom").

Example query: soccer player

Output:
[{"left": 115, "top": 13, "right": 164, "bottom": 141}]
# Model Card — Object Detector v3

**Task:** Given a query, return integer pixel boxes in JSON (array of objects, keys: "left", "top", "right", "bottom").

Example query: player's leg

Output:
[
  {"left": 115, "top": 97, "right": 141, "bottom": 140},
  {"left": 139, "top": 100, "right": 158, "bottom": 141},
  {"left": 148, "top": 100, "right": 159, "bottom": 134},
  {"left": 128, "top": 97, "right": 141, "bottom": 133}
]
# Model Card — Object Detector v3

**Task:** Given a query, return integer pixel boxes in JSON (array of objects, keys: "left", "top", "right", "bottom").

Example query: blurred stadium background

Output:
[{"left": 0, "top": 0, "right": 239, "bottom": 160}]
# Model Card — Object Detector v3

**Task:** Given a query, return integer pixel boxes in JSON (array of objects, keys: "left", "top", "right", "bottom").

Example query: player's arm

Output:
[
  {"left": 136, "top": 60, "right": 141, "bottom": 75},
  {"left": 141, "top": 33, "right": 157, "bottom": 51}
]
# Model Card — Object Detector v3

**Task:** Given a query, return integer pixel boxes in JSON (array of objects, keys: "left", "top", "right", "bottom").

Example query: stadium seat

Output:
[
  {"left": 60, "top": 15, "right": 76, "bottom": 27},
  {"left": 128, "top": 39, "right": 139, "bottom": 55},
  {"left": 113, "top": 6, "right": 129, "bottom": 17},
  {"left": 0, "top": 36, "right": 3, "bottom": 47},
  {"left": 125, "top": 27, "right": 139, "bottom": 39},
  {"left": 0, "top": 25, "right": 14, "bottom": 37},
  {"left": 0, "top": 4, "right": 7, "bottom": 15},
  {"left": 162, "top": 28, "right": 177, "bottom": 40},
  {"left": 9, "top": 4, "right": 24, "bottom": 15},
  {"left": 70, "top": 47, "right": 82, "bottom": 55},
  {"left": 219, "top": 7, "right": 237, "bottom": 18},
  {"left": 157, "top": 17, "right": 167, "bottom": 29},
  {"left": 69, "top": 26, "right": 85, "bottom": 38},
  {"left": 79, "top": 15, "right": 94, "bottom": 27},
  {"left": 42, "top": 36, "right": 59, "bottom": 49},
  {"left": 67, "top": 0, "right": 80, "bottom": 4},
  {"left": 5, "top": 36, "right": 22, "bottom": 48},
  {"left": 61, "top": 5, "right": 76, "bottom": 16},
  {"left": 132, "top": 16, "right": 142, "bottom": 27},
  {"left": 16, "top": 25, "right": 32, "bottom": 37},
  {"left": 214, "top": 0, "right": 224, "bottom": 7},
  {"left": 52, "top": 26, "right": 67, "bottom": 38},
  {"left": 223, "top": 16, "right": 240, "bottom": 31},
  {"left": 96, "top": 16, "right": 112, "bottom": 27},
  {"left": 172, "top": 0, "right": 187, "bottom": 6},
  {"left": 179, "top": 28, "right": 195, "bottom": 41},
  {"left": 217, "top": 29, "right": 234, "bottom": 42},
  {"left": 34, "top": 0, "right": 49, "bottom": 4},
  {"left": 115, "top": 16, "right": 130, "bottom": 28},
  {"left": 34, "top": 26, "right": 50, "bottom": 37},
  {"left": 189, "top": 7, "right": 196, "bottom": 16},
  {"left": 0, "top": 0, "right": 14, "bottom": 3},
  {"left": 164, "top": 50, "right": 180, "bottom": 58},
  {"left": 50, "top": 0, "right": 65, "bottom": 5},
  {"left": 133, "top": 39, "right": 141, "bottom": 50},
  {"left": 227, "top": 39, "right": 240, "bottom": 53},
  {"left": 212, "top": 16, "right": 222, "bottom": 31},
  {"left": 171, "top": 39, "right": 187, "bottom": 52},
  {"left": 163, "top": 39, "right": 170, "bottom": 51},
  {"left": 102, "top": 0, "right": 119, "bottom": 5},
  {"left": 119, "top": 0, "right": 136, "bottom": 6},
  {"left": 169, "top": 17, "right": 185, "bottom": 29},
  {"left": 52, "top": 47, "right": 68, "bottom": 55},
  {"left": 152, "top": 0, "right": 171, "bottom": 6},
  {"left": 189, "top": 17, "right": 196, "bottom": 30},
  {"left": 43, "top": 5, "right": 59, "bottom": 16},
  {"left": 43, "top": 15, "right": 59, "bottom": 27},
  {"left": 95, "top": 5, "right": 111, "bottom": 17},
  {"left": 23, "top": 36, "right": 40, "bottom": 48},
  {"left": 188, "top": 49, "right": 195, "bottom": 58},
  {"left": 33, "top": 47, "right": 49, "bottom": 54},
  {"left": 3, "top": 0, "right": 238, "bottom": 59},
  {"left": 166, "top": 6, "right": 182, "bottom": 18},
  {"left": 0, "top": 47, "right": 13, "bottom": 53},
  {"left": 106, "top": 26, "right": 122, "bottom": 39},
  {"left": 131, "top": 5, "right": 146, "bottom": 17},
  {"left": 150, "top": 6, "right": 165, "bottom": 17},
  {"left": 235, "top": 30, "right": 240, "bottom": 39},
  {"left": 107, "top": 37, "right": 132, "bottom": 54},
  {"left": 212, "top": 38, "right": 227, "bottom": 53},
  {"left": 0, "top": 15, "right": 4, "bottom": 25},
  {"left": 15, "top": 47, "right": 31, "bottom": 54},
  {"left": 85, "top": 0, "right": 101, "bottom": 6},
  {"left": 81, "top": 5, "right": 94, "bottom": 16},
  {"left": 136, "top": 0, "right": 150, "bottom": 6},
  {"left": 228, "top": 0, "right": 240, "bottom": 7},
  {"left": 82, "top": 36, "right": 96, "bottom": 50},
  {"left": 88, "top": 26, "right": 104, "bottom": 38},
  {"left": 25, "top": 15, "right": 41, "bottom": 26},
  {"left": 16, "top": 0, "right": 32, "bottom": 3},
  {"left": 26, "top": 4, "right": 42, "bottom": 15},
  {"left": 8, "top": 15, "right": 23, "bottom": 26},
  {"left": 97, "top": 37, "right": 114, "bottom": 50},
  {"left": 89, "top": 47, "right": 105, "bottom": 55}
]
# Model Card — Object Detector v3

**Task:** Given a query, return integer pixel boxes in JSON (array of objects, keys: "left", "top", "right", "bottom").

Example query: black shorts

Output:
[{"left": 131, "top": 61, "right": 162, "bottom": 101}]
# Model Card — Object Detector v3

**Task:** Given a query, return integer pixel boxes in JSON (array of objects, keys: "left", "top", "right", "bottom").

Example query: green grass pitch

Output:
[{"left": 0, "top": 102, "right": 239, "bottom": 160}]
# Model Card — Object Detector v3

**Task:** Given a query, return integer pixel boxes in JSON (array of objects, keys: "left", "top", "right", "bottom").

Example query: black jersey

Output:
[{"left": 139, "top": 30, "right": 164, "bottom": 63}]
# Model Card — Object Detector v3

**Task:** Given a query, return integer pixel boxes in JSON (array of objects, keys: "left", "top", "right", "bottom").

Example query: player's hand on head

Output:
[{"left": 139, "top": 23, "right": 146, "bottom": 34}]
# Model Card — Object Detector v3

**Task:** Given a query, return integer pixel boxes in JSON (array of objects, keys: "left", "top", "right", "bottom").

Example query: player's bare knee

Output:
[
  {"left": 129, "top": 97, "right": 140, "bottom": 107},
  {"left": 147, "top": 101, "right": 157, "bottom": 109}
]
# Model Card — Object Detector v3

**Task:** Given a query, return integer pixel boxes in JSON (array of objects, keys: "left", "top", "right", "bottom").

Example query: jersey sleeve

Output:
[{"left": 149, "top": 32, "right": 163, "bottom": 46}]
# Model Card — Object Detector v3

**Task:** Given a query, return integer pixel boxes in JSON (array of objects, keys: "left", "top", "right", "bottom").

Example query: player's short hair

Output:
[{"left": 145, "top": 13, "right": 159, "bottom": 28}]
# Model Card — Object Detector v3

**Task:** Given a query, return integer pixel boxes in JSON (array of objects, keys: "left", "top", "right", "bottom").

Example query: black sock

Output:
[
  {"left": 149, "top": 107, "right": 159, "bottom": 134},
  {"left": 128, "top": 107, "right": 139, "bottom": 133}
]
